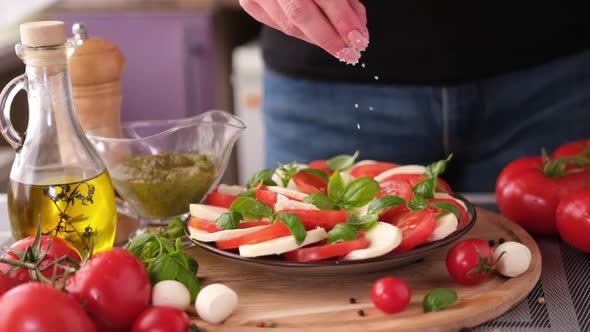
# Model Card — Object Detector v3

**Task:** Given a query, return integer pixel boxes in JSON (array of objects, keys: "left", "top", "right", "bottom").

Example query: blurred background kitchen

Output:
[{"left": 0, "top": 0, "right": 266, "bottom": 190}]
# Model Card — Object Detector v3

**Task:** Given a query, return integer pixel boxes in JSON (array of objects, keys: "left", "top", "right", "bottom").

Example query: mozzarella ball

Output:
[
  {"left": 493, "top": 241, "right": 532, "bottom": 278},
  {"left": 195, "top": 283, "right": 238, "bottom": 324},
  {"left": 151, "top": 280, "right": 191, "bottom": 310}
]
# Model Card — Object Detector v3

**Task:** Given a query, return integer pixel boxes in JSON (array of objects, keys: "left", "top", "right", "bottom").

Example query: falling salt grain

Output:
[
  {"left": 361, "top": 63, "right": 366, "bottom": 68},
  {"left": 369, "top": 106, "right": 373, "bottom": 111},
  {"left": 374, "top": 76, "right": 379, "bottom": 81},
  {"left": 354, "top": 104, "right": 358, "bottom": 108},
  {"left": 356, "top": 123, "right": 361, "bottom": 130}
]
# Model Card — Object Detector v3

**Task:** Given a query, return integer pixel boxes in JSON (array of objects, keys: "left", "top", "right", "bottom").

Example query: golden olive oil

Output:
[{"left": 7, "top": 169, "right": 117, "bottom": 255}]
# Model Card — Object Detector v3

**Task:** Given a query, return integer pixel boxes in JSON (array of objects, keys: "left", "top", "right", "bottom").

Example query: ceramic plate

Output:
[{"left": 185, "top": 195, "right": 477, "bottom": 276}]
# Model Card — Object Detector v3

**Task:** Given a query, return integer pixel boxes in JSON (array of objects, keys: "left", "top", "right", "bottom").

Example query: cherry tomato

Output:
[
  {"left": 391, "top": 209, "right": 436, "bottom": 253},
  {"left": 350, "top": 162, "right": 399, "bottom": 178},
  {"left": 496, "top": 156, "right": 590, "bottom": 234},
  {"left": 371, "top": 277, "right": 412, "bottom": 314},
  {"left": 132, "top": 306, "right": 192, "bottom": 332},
  {"left": 216, "top": 222, "right": 291, "bottom": 250},
  {"left": 0, "top": 282, "right": 97, "bottom": 332},
  {"left": 293, "top": 171, "right": 328, "bottom": 194},
  {"left": 275, "top": 209, "right": 349, "bottom": 231},
  {"left": 188, "top": 217, "right": 269, "bottom": 233},
  {"left": 0, "top": 235, "right": 81, "bottom": 283},
  {"left": 284, "top": 234, "right": 369, "bottom": 262},
  {"left": 556, "top": 190, "right": 590, "bottom": 253},
  {"left": 0, "top": 272, "right": 19, "bottom": 297},
  {"left": 204, "top": 191, "right": 238, "bottom": 208},
  {"left": 308, "top": 159, "right": 333, "bottom": 175},
  {"left": 66, "top": 248, "right": 151, "bottom": 332},
  {"left": 445, "top": 239, "right": 494, "bottom": 285},
  {"left": 553, "top": 139, "right": 590, "bottom": 159}
]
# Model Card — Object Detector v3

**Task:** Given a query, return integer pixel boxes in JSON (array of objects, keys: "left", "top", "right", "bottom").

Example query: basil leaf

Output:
[
  {"left": 326, "top": 150, "right": 359, "bottom": 171},
  {"left": 367, "top": 196, "right": 406, "bottom": 214},
  {"left": 216, "top": 211, "right": 242, "bottom": 230},
  {"left": 229, "top": 197, "right": 273, "bottom": 219},
  {"left": 407, "top": 193, "right": 428, "bottom": 211},
  {"left": 429, "top": 202, "right": 462, "bottom": 221},
  {"left": 276, "top": 213, "right": 306, "bottom": 245},
  {"left": 149, "top": 252, "right": 201, "bottom": 302},
  {"left": 302, "top": 193, "right": 339, "bottom": 210},
  {"left": 300, "top": 168, "right": 330, "bottom": 182},
  {"left": 327, "top": 171, "right": 345, "bottom": 202},
  {"left": 327, "top": 224, "right": 358, "bottom": 244},
  {"left": 346, "top": 213, "right": 379, "bottom": 230},
  {"left": 246, "top": 168, "right": 277, "bottom": 189},
  {"left": 127, "top": 232, "right": 157, "bottom": 257},
  {"left": 413, "top": 178, "right": 436, "bottom": 199},
  {"left": 423, "top": 288, "right": 458, "bottom": 312},
  {"left": 237, "top": 189, "right": 256, "bottom": 198},
  {"left": 161, "top": 217, "right": 186, "bottom": 239},
  {"left": 425, "top": 154, "right": 452, "bottom": 178},
  {"left": 340, "top": 177, "right": 380, "bottom": 209}
]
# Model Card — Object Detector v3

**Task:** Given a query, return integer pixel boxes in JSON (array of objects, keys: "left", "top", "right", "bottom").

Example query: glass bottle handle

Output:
[{"left": 0, "top": 74, "right": 27, "bottom": 149}]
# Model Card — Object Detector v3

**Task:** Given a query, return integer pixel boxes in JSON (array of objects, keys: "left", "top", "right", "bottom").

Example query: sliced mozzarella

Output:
[
  {"left": 433, "top": 193, "right": 467, "bottom": 209},
  {"left": 493, "top": 242, "right": 532, "bottom": 278},
  {"left": 343, "top": 222, "right": 403, "bottom": 260},
  {"left": 353, "top": 160, "right": 378, "bottom": 166},
  {"left": 190, "top": 204, "right": 229, "bottom": 222},
  {"left": 265, "top": 186, "right": 308, "bottom": 201},
  {"left": 275, "top": 194, "right": 318, "bottom": 212},
  {"left": 195, "top": 283, "right": 238, "bottom": 324},
  {"left": 374, "top": 164, "right": 427, "bottom": 182},
  {"left": 270, "top": 163, "right": 308, "bottom": 189},
  {"left": 427, "top": 212, "right": 458, "bottom": 242},
  {"left": 217, "top": 184, "right": 246, "bottom": 196},
  {"left": 188, "top": 225, "right": 267, "bottom": 242},
  {"left": 340, "top": 170, "right": 355, "bottom": 186},
  {"left": 352, "top": 203, "right": 371, "bottom": 216},
  {"left": 239, "top": 228, "right": 327, "bottom": 257}
]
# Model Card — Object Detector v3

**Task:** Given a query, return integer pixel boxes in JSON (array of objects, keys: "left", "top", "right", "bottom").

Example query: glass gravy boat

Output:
[{"left": 86, "top": 110, "right": 245, "bottom": 227}]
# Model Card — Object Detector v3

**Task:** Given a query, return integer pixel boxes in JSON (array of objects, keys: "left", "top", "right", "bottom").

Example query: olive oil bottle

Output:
[
  {"left": 8, "top": 169, "right": 116, "bottom": 254},
  {"left": 0, "top": 21, "right": 117, "bottom": 254}
]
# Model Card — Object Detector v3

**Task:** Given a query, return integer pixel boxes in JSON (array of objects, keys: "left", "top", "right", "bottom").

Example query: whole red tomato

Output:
[
  {"left": 0, "top": 272, "right": 19, "bottom": 297},
  {"left": 556, "top": 190, "right": 590, "bottom": 253},
  {"left": 0, "top": 235, "right": 81, "bottom": 283},
  {"left": 0, "top": 282, "right": 96, "bottom": 332},
  {"left": 553, "top": 139, "right": 590, "bottom": 159},
  {"left": 446, "top": 239, "right": 494, "bottom": 285},
  {"left": 496, "top": 156, "right": 590, "bottom": 234},
  {"left": 370, "top": 277, "right": 412, "bottom": 314},
  {"left": 66, "top": 248, "right": 151, "bottom": 332},
  {"left": 132, "top": 306, "right": 193, "bottom": 332}
]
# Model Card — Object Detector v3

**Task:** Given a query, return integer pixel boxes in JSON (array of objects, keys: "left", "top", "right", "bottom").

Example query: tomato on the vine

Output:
[
  {"left": 132, "top": 306, "right": 193, "bottom": 332},
  {"left": 556, "top": 190, "right": 590, "bottom": 253},
  {"left": 0, "top": 235, "right": 81, "bottom": 283},
  {"left": 66, "top": 248, "right": 151, "bottom": 332},
  {"left": 0, "top": 282, "right": 97, "bottom": 332},
  {"left": 0, "top": 272, "right": 19, "bottom": 297},
  {"left": 552, "top": 139, "right": 590, "bottom": 159},
  {"left": 496, "top": 156, "right": 590, "bottom": 235},
  {"left": 371, "top": 277, "right": 412, "bottom": 314},
  {"left": 445, "top": 239, "right": 494, "bottom": 285}
]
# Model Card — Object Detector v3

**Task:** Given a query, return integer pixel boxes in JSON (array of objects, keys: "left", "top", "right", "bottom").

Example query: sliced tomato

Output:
[
  {"left": 215, "top": 222, "right": 290, "bottom": 250},
  {"left": 308, "top": 160, "right": 333, "bottom": 175},
  {"left": 351, "top": 162, "right": 399, "bottom": 178},
  {"left": 204, "top": 191, "right": 238, "bottom": 209},
  {"left": 276, "top": 209, "right": 349, "bottom": 231},
  {"left": 284, "top": 234, "right": 370, "bottom": 262},
  {"left": 255, "top": 189, "right": 280, "bottom": 208},
  {"left": 188, "top": 217, "right": 269, "bottom": 233},
  {"left": 379, "top": 205, "right": 410, "bottom": 224},
  {"left": 391, "top": 209, "right": 436, "bottom": 253},
  {"left": 378, "top": 173, "right": 453, "bottom": 199},
  {"left": 428, "top": 198, "right": 469, "bottom": 227},
  {"left": 293, "top": 171, "right": 328, "bottom": 194},
  {"left": 436, "top": 178, "right": 454, "bottom": 195}
]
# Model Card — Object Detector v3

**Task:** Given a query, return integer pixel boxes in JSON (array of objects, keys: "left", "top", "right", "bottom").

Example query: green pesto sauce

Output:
[{"left": 111, "top": 152, "right": 216, "bottom": 219}]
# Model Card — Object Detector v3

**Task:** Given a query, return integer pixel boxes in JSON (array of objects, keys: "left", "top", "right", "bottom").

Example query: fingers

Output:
[
  {"left": 348, "top": 0, "right": 368, "bottom": 29},
  {"left": 257, "top": 0, "right": 312, "bottom": 43},
  {"left": 314, "top": 0, "right": 369, "bottom": 51},
  {"left": 278, "top": 0, "right": 361, "bottom": 64}
]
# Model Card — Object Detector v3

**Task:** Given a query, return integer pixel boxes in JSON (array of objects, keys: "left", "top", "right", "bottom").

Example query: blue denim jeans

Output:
[{"left": 263, "top": 50, "right": 590, "bottom": 192}]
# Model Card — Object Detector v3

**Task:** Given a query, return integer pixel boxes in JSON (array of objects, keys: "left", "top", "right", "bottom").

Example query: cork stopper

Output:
[{"left": 20, "top": 21, "right": 67, "bottom": 47}]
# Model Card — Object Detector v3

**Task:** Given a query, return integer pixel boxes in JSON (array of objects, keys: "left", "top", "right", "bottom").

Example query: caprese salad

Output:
[{"left": 187, "top": 152, "right": 471, "bottom": 263}]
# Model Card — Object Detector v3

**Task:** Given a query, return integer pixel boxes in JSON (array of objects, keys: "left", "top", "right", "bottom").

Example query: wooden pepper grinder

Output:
[{"left": 68, "top": 23, "right": 125, "bottom": 135}]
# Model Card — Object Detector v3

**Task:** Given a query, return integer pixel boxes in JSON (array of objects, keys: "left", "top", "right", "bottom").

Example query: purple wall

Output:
[{"left": 57, "top": 12, "right": 215, "bottom": 121}]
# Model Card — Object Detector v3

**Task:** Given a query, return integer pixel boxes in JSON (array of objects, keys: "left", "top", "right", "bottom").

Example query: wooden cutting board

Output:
[{"left": 185, "top": 208, "right": 542, "bottom": 331}]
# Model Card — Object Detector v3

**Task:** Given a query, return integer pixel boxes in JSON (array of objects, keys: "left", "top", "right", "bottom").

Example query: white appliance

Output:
[{"left": 232, "top": 42, "right": 265, "bottom": 185}]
